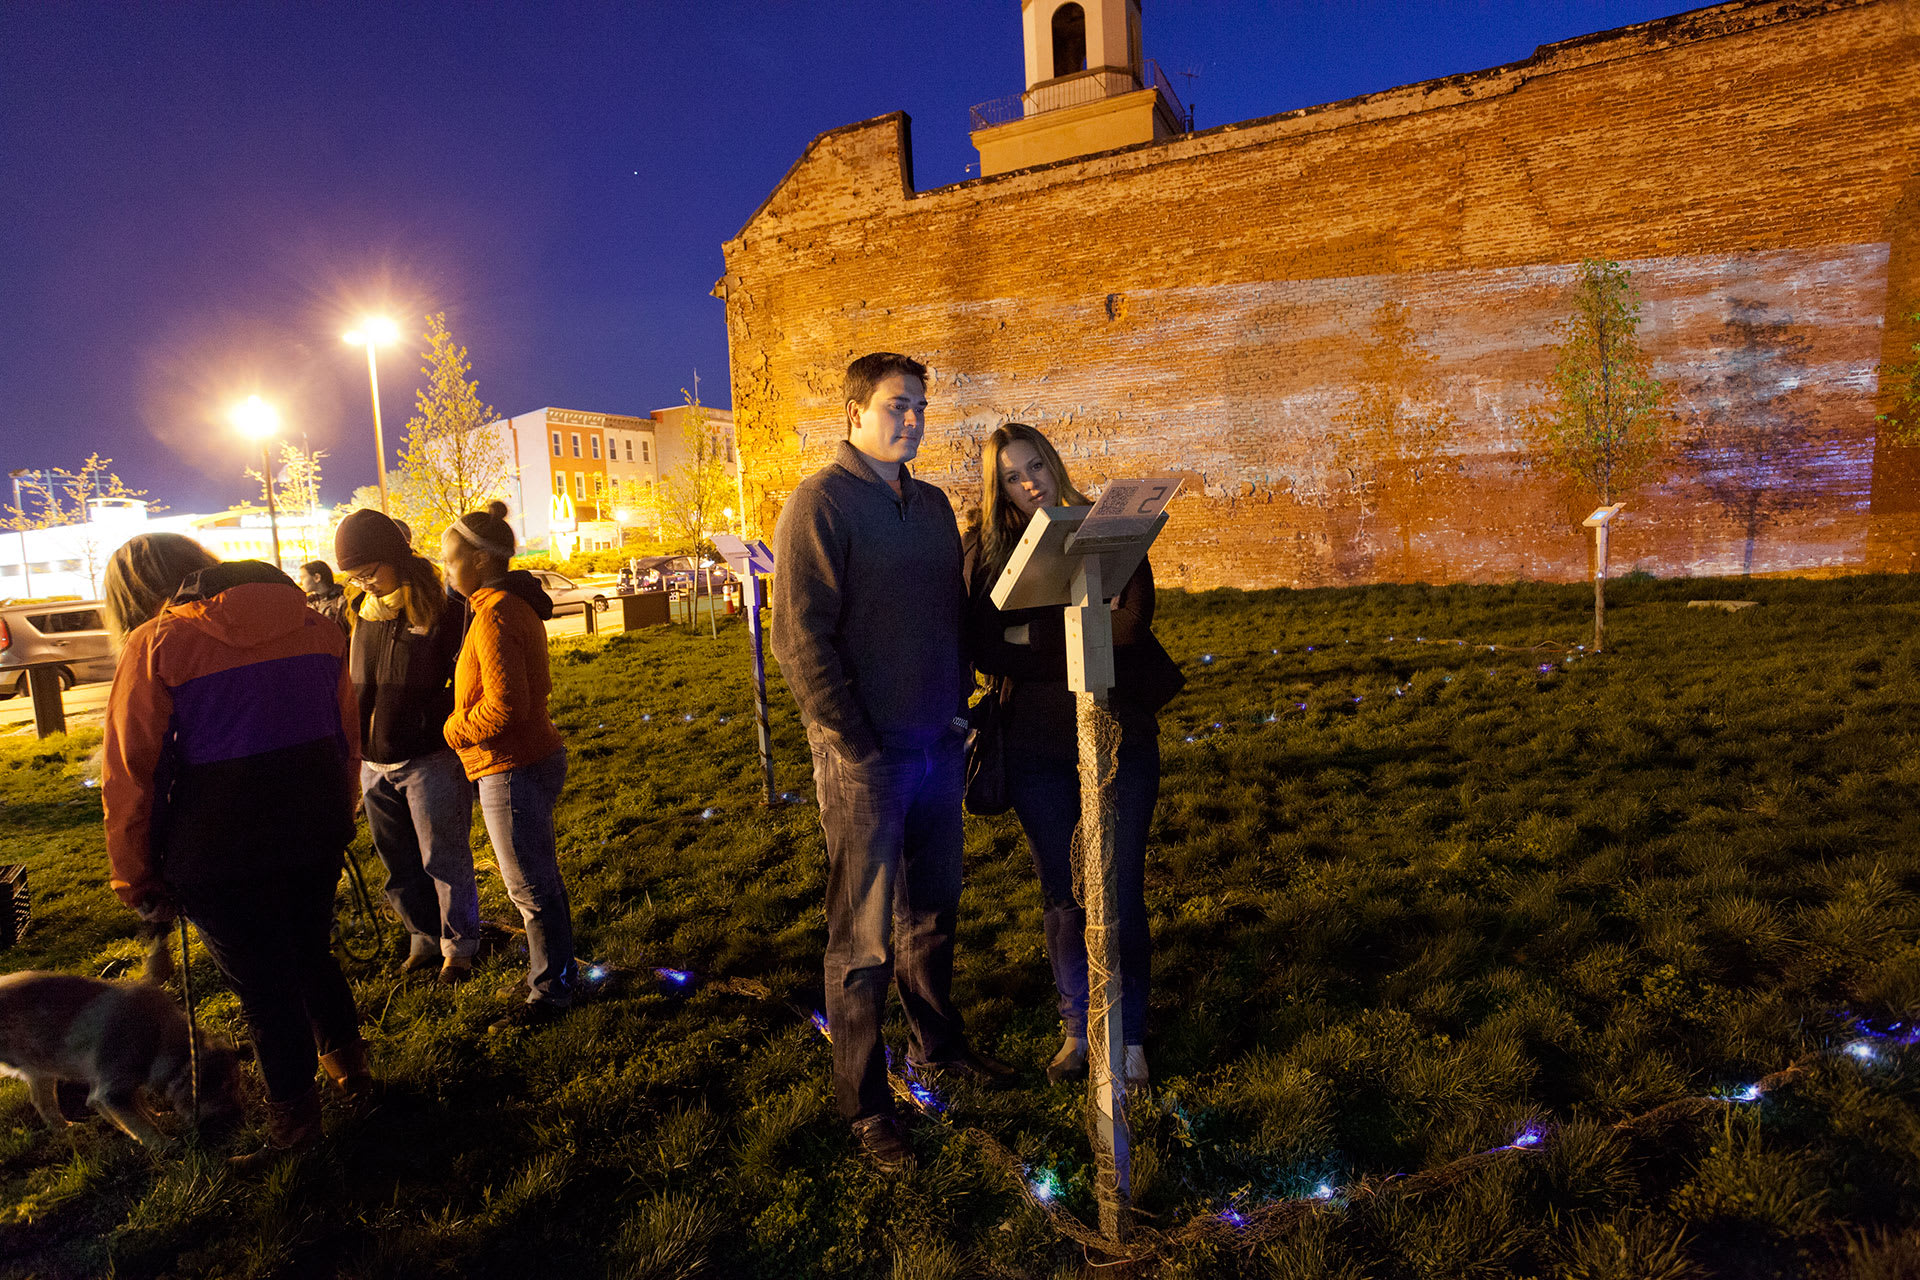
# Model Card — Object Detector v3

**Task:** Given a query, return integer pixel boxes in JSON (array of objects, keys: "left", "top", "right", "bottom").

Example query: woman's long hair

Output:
[
  {"left": 393, "top": 555, "right": 448, "bottom": 631},
  {"left": 102, "top": 533, "right": 220, "bottom": 646},
  {"left": 978, "top": 423, "right": 1091, "bottom": 578}
]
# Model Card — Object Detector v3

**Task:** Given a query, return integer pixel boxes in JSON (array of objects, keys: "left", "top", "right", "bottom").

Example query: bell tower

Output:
[{"left": 970, "top": 0, "right": 1186, "bottom": 177}]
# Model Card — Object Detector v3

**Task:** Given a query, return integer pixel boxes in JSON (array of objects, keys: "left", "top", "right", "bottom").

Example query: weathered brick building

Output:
[{"left": 721, "top": 0, "right": 1920, "bottom": 587}]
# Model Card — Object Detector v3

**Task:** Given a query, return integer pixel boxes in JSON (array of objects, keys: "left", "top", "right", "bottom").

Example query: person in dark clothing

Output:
[
  {"left": 771, "top": 351, "right": 1012, "bottom": 1175},
  {"left": 101, "top": 557, "right": 366, "bottom": 1166},
  {"left": 333, "top": 508, "right": 481, "bottom": 984},
  {"left": 963, "top": 423, "right": 1179, "bottom": 1088},
  {"left": 301, "top": 560, "right": 351, "bottom": 634}
]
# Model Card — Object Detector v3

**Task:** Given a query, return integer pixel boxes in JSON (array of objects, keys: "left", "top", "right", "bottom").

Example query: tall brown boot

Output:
[
  {"left": 318, "top": 1042, "right": 375, "bottom": 1104},
  {"left": 227, "top": 1088, "right": 322, "bottom": 1172}
]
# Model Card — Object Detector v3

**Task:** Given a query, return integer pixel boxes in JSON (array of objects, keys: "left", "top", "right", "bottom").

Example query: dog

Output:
[{"left": 0, "top": 971, "right": 241, "bottom": 1147}]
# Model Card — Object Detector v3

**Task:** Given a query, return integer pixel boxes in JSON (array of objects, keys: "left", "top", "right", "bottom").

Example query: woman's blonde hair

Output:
[
  {"left": 102, "top": 534, "right": 220, "bottom": 644},
  {"left": 978, "top": 423, "right": 1090, "bottom": 577}
]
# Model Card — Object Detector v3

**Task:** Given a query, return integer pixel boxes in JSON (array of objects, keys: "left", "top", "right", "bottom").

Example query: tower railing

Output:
[{"left": 969, "top": 58, "right": 1191, "bottom": 133}]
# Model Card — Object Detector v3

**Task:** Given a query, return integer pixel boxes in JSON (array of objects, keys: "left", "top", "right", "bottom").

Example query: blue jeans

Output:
[
  {"left": 361, "top": 750, "right": 481, "bottom": 961},
  {"left": 809, "top": 725, "right": 969, "bottom": 1121},
  {"left": 1005, "top": 737, "right": 1159, "bottom": 1044},
  {"left": 476, "top": 747, "right": 575, "bottom": 1006}
]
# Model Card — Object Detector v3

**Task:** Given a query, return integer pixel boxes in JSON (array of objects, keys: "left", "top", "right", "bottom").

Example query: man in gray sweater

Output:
[{"left": 772, "top": 351, "right": 1012, "bottom": 1173}]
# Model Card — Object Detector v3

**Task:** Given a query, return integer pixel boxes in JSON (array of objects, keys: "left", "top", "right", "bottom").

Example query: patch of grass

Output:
[{"left": 3, "top": 575, "right": 1920, "bottom": 1276}]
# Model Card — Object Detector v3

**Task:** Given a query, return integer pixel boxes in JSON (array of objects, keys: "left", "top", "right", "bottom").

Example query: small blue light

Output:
[
  {"left": 596, "top": 722, "right": 604, "bottom": 729},
  {"left": 584, "top": 964, "right": 609, "bottom": 983},
  {"left": 1312, "top": 1182, "right": 1335, "bottom": 1201},
  {"left": 1296, "top": 702, "right": 1308, "bottom": 710},
  {"left": 1201, "top": 654, "right": 1214, "bottom": 664},
  {"left": 1211, "top": 722, "right": 1223, "bottom": 730},
  {"left": 1736, "top": 1084, "right": 1762, "bottom": 1102},
  {"left": 1219, "top": 1207, "right": 1247, "bottom": 1228},
  {"left": 1306, "top": 646, "right": 1315, "bottom": 652},
  {"left": 810, "top": 1010, "right": 831, "bottom": 1038},
  {"left": 1537, "top": 663, "right": 1555, "bottom": 674},
  {"left": 1265, "top": 713, "right": 1278, "bottom": 723},
  {"left": 642, "top": 714, "right": 652, "bottom": 722},
  {"left": 1183, "top": 735, "right": 1197, "bottom": 744},
  {"left": 701, "top": 807, "right": 717, "bottom": 820},
  {"left": 654, "top": 967, "right": 692, "bottom": 985},
  {"left": 1027, "top": 1168, "right": 1060, "bottom": 1203},
  {"left": 1846, "top": 1040, "right": 1878, "bottom": 1063},
  {"left": 1509, "top": 1126, "right": 1545, "bottom": 1149},
  {"left": 682, "top": 713, "right": 695, "bottom": 722}
]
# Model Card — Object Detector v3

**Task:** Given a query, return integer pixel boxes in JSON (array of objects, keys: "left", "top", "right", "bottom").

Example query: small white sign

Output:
[{"left": 1073, "top": 477, "right": 1184, "bottom": 544}]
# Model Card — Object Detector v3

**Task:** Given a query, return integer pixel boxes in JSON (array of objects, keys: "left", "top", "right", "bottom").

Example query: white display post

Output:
[
  {"left": 989, "top": 477, "right": 1181, "bottom": 1245},
  {"left": 1583, "top": 503, "right": 1624, "bottom": 654},
  {"left": 714, "top": 534, "right": 779, "bottom": 804}
]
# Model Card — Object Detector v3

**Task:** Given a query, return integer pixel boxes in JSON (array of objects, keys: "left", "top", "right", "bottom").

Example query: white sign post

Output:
[
  {"left": 1583, "top": 504, "right": 1625, "bottom": 653},
  {"left": 989, "top": 477, "right": 1180, "bottom": 1246},
  {"left": 714, "top": 534, "right": 779, "bottom": 804}
]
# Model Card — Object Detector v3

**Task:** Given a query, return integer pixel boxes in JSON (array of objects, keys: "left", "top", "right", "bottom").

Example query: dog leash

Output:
[{"left": 177, "top": 915, "right": 199, "bottom": 1126}]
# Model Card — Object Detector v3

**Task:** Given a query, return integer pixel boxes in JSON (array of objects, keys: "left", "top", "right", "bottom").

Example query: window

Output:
[
  {"left": 624, "top": 439, "right": 632, "bottom": 462},
  {"left": 551, "top": 431, "right": 562, "bottom": 457},
  {"left": 641, "top": 439, "right": 650, "bottom": 463},
  {"left": 1051, "top": 2, "right": 1087, "bottom": 77},
  {"left": 590, "top": 436, "right": 601, "bottom": 460},
  {"left": 574, "top": 473, "right": 585, "bottom": 500},
  {"left": 553, "top": 472, "right": 566, "bottom": 496},
  {"left": 571, "top": 433, "right": 581, "bottom": 458},
  {"left": 726, "top": 436, "right": 736, "bottom": 464}
]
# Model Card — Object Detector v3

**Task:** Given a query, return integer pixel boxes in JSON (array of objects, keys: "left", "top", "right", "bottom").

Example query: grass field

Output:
[{"left": 3, "top": 575, "right": 1920, "bottom": 1278}]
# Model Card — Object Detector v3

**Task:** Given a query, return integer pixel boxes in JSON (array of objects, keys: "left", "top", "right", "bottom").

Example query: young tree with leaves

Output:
[
  {"left": 1529, "top": 259, "right": 1670, "bottom": 506},
  {"left": 1333, "top": 297, "right": 1458, "bottom": 578},
  {"left": 652, "top": 392, "right": 733, "bottom": 557},
  {"left": 1529, "top": 259, "right": 1671, "bottom": 651},
  {"left": 245, "top": 443, "right": 329, "bottom": 564},
  {"left": 392, "top": 314, "right": 515, "bottom": 550}
]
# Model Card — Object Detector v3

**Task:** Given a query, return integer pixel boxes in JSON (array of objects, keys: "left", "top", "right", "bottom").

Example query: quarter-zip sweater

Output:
[
  {"left": 444, "top": 582, "right": 563, "bottom": 780},
  {"left": 771, "top": 441, "right": 970, "bottom": 762}
]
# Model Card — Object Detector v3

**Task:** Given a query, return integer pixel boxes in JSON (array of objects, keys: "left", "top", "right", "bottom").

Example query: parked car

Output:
[
  {"left": 628, "top": 556, "right": 733, "bottom": 596},
  {"left": 525, "top": 570, "right": 609, "bottom": 617},
  {"left": 0, "top": 599, "right": 116, "bottom": 699}
]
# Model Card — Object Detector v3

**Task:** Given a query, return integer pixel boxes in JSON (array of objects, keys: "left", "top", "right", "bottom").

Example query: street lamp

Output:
[
  {"left": 343, "top": 317, "right": 400, "bottom": 513},
  {"left": 231, "top": 395, "right": 283, "bottom": 568}
]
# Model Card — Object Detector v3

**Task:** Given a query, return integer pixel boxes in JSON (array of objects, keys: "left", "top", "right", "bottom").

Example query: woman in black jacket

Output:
[
  {"left": 963, "top": 424, "right": 1179, "bottom": 1086},
  {"left": 333, "top": 508, "right": 481, "bottom": 984}
]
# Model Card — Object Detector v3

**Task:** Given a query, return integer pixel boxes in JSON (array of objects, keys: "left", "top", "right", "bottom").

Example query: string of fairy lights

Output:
[{"left": 572, "top": 957, "right": 1916, "bottom": 1263}]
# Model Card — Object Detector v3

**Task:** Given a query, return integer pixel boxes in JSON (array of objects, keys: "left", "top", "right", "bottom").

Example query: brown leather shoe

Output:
[
  {"left": 400, "top": 953, "right": 438, "bottom": 977},
  {"left": 437, "top": 958, "right": 473, "bottom": 986},
  {"left": 851, "top": 1114, "right": 916, "bottom": 1174},
  {"left": 318, "top": 1042, "right": 375, "bottom": 1102},
  {"left": 228, "top": 1088, "right": 321, "bottom": 1172}
]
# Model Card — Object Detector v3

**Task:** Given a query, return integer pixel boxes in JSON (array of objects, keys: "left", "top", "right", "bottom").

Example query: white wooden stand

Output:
[
  {"left": 991, "top": 498, "right": 1172, "bottom": 1246},
  {"left": 1583, "top": 504, "right": 1624, "bottom": 653}
]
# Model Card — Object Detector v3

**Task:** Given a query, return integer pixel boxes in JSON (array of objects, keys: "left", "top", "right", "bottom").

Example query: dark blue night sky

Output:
[{"left": 1, "top": 1, "right": 1696, "bottom": 512}]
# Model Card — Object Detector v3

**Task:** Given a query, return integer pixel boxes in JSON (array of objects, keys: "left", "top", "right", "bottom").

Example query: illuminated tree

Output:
[
  {"left": 3, "top": 455, "right": 157, "bottom": 594},
  {"left": 1333, "top": 297, "right": 1459, "bottom": 578},
  {"left": 245, "top": 443, "right": 328, "bottom": 563},
  {"left": 392, "top": 314, "right": 515, "bottom": 549},
  {"left": 1528, "top": 259, "right": 1670, "bottom": 506},
  {"left": 650, "top": 391, "right": 733, "bottom": 556}
]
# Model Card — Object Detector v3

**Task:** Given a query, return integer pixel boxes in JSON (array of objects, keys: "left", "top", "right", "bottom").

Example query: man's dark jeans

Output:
[
  {"left": 1004, "top": 737, "right": 1159, "bottom": 1044},
  {"left": 177, "top": 857, "right": 361, "bottom": 1103},
  {"left": 809, "top": 726, "right": 968, "bottom": 1121}
]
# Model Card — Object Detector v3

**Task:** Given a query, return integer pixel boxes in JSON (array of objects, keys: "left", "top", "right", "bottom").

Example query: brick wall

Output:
[{"left": 722, "top": 0, "right": 1920, "bottom": 587}]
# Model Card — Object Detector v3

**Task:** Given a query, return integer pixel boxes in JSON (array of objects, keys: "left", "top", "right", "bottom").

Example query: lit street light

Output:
[
  {"left": 343, "top": 317, "right": 400, "bottom": 513},
  {"left": 231, "top": 395, "right": 283, "bottom": 568}
]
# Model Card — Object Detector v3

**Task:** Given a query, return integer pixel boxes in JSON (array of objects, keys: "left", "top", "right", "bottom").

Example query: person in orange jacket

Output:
[
  {"left": 438, "top": 501, "right": 578, "bottom": 1032},
  {"left": 100, "top": 555, "right": 368, "bottom": 1163}
]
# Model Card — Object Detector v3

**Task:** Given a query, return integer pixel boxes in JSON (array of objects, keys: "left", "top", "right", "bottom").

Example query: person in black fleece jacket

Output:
[
  {"left": 334, "top": 508, "right": 481, "bottom": 984},
  {"left": 963, "top": 423, "right": 1181, "bottom": 1089}
]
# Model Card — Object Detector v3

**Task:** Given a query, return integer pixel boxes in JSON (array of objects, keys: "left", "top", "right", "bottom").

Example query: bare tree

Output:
[
  {"left": 245, "top": 443, "right": 328, "bottom": 564},
  {"left": 3, "top": 455, "right": 157, "bottom": 594}
]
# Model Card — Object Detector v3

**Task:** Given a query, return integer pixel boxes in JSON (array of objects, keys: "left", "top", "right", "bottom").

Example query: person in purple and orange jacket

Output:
[{"left": 101, "top": 557, "right": 367, "bottom": 1166}]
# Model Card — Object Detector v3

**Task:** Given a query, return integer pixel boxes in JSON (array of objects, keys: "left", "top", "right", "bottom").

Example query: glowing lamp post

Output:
[
  {"left": 343, "top": 318, "right": 400, "bottom": 513},
  {"left": 231, "top": 395, "right": 283, "bottom": 568}
]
